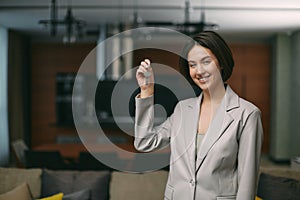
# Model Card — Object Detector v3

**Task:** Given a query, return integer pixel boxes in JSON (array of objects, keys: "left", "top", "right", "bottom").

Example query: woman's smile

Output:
[{"left": 197, "top": 73, "right": 211, "bottom": 83}]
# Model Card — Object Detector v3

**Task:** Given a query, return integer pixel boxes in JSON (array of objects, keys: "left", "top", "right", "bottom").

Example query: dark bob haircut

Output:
[{"left": 180, "top": 31, "right": 234, "bottom": 87}]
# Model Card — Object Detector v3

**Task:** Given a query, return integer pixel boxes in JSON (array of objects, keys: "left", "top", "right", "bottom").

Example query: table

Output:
[
  {"left": 34, "top": 143, "right": 137, "bottom": 159},
  {"left": 33, "top": 143, "right": 170, "bottom": 171},
  {"left": 33, "top": 143, "right": 170, "bottom": 160}
]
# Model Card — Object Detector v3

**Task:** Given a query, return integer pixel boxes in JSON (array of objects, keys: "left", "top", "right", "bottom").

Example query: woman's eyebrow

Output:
[
  {"left": 188, "top": 56, "right": 211, "bottom": 63},
  {"left": 201, "top": 56, "right": 212, "bottom": 61}
]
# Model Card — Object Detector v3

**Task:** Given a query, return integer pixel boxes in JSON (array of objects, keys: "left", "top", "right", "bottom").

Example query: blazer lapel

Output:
[
  {"left": 183, "top": 94, "right": 202, "bottom": 174},
  {"left": 195, "top": 85, "right": 239, "bottom": 172}
]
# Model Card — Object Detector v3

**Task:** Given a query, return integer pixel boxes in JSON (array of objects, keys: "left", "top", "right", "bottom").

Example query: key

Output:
[{"left": 144, "top": 71, "right": 151, "bottom": 85}]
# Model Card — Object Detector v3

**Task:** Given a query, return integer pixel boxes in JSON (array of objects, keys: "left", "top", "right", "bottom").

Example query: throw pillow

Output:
[
  {"left": 73, "top": 171, "right": 110, "bottom": 200},
  {"left": 0, "top": 167, "right": 42, "bottom": 198},
  {"left": 42, "top": 170, "right": 74, "bottom": 195},
  {"left": 110, "top": 170, "right": 169, "bottom": 200},
  {"left": 63, "top": 189, "right": 91, "bottom": 200},
  {"left": 257, "top": 172, "right": 300, "bottom": 200},
  {"left": 0, "top": 182, "right": 32, "bottom": 200},
  {"left": 42, "top": 169, "right": 110, "bottom": 200},
  {"left": 38, "top": 193, "right": 63, "bottom": 200}
]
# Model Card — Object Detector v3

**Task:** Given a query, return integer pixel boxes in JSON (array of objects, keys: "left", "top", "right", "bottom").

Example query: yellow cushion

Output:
[
  {"left": 38, "top": 193, "right": 64, "bottom": 200},
  {"left": 255, "top": 196, "right": 263, "bottom": 200}
]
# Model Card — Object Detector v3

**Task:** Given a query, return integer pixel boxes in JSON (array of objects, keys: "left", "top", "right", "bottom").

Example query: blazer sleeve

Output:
[
  {"left": 134, "top": 94, "right": 177, "bottom": 152},
  {"left": 237, "top": 109, "right": 264, "bottom": 200}
]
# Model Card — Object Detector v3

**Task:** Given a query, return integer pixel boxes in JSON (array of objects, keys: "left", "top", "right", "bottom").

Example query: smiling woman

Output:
[{"left": 134, "top": 31, "right": 263, "bottom": 200}]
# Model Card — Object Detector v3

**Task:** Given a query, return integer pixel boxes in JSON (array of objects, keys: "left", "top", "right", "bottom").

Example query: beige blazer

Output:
[{"left": 134, "top": 85, "right": 263, "bottom": 200}]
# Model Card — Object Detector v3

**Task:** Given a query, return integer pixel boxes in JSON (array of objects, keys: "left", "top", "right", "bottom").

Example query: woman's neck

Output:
[{"left": 202, "top": 83, "right": 226, "bottom": 106}]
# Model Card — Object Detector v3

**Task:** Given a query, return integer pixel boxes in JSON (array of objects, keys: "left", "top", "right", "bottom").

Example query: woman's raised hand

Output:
[{"left": 136, "top": 58, "right": 154, "bottom": 98}]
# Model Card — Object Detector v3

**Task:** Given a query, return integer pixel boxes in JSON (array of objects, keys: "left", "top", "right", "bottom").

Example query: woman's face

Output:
[{"left": 187, "top": 45, "right": 223, "bottom": 92}]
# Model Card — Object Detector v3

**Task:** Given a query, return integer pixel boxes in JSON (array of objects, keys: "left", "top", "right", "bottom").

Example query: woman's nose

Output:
[{"left": 196, "top": 64, "right": 205, "bottom": 73}]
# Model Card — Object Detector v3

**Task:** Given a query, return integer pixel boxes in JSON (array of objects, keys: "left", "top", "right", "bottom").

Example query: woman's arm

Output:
[
  {"left": 134, "top": 58, "right": 176, "bottom": 152},
  {"left": 237, "top": 109, "right": 264, "bottom": 200},
  {"left": 134, "top": 94, "right": 175, "bottom": 152}
]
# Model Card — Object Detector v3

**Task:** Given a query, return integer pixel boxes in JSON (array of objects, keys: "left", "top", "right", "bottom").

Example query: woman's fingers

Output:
[
  {"left": 140, "top": 61, "right": 150, "bottom": 70},
  {"left": 136, "top": 67, "right": 146, "bottom": 76},
  {"left": 137, "top": 59, "right": 152, "bottom": 75},
  {"left": 144, "top": 59, "right": 150, "bottom": 66},
  {"left": 136, "top": 58, "right": 154, "bottom": 88}
]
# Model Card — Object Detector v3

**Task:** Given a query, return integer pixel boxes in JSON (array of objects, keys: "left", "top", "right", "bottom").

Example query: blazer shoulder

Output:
[
  {"left": 235, "top": 98, "right": 262, "bottom": 125},
  {"left": 238, "top": 97, "right": 261, "bottom": 114},
  {"left": 226, "top": 85, "right": 260, "bottom": 114}
]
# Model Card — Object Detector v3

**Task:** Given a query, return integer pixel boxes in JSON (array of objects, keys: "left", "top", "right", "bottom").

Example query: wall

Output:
[
  {"left": 31, "top": 43, "right": 96, "bottom": 147},
  {"left": 270, "top": 34, "right": 291, "bottom": 160},
  {"left": 8, "top": 31, "right": 31, "bottom": 147},
  {"left": 30, "top": 41, "right": 271, "bottom": 153},
  {"left": 0, "top": 25, "right": 9, "bottom": 166},
  {"left": 229, "top": 43, "right": 271, "bottom": 153},
  {"left": 270, "top": 31, "right": 300, "bottom": 161},
  {"left": 290, "top": 31, "right": 300, "bottom": 157}
]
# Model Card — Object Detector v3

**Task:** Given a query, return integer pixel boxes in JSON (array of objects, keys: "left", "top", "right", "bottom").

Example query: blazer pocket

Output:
[
  {"left": 164, "top": 185, "right": 174, "bottom": 200},
  {"left": 216, "top": 195, "right": 236, "bottom": 200}
]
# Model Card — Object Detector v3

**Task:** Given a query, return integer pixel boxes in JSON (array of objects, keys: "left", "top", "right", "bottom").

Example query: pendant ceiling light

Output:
[
  {"left": 142, "top": 0, "right": 218, "bottom": 35},
  {"left": 39, "top": 0, "right": 86, "bottom": 44}
]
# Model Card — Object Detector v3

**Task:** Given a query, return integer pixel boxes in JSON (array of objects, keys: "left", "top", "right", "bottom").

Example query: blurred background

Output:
[{"left": 0, "top": 0, "right": 300, "bottom": 170}]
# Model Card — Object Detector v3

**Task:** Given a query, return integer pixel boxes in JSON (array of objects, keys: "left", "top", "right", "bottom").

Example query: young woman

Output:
[{"left": 134, "top": 31, "right": 263, "bottom": 200}]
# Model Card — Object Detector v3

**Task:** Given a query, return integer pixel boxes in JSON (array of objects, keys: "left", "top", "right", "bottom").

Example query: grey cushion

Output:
[
  {"left": 63, "top": 189, "right": 91, "bottom": 200},
  {"left": 41, "top": 170, "right": 74, "bottom": 195},
  {"left": 257, "top": 172, "right": 300, "bottom": 200},
  {"left": 42, "top": 169, "right": 110, "bottom": 200}
]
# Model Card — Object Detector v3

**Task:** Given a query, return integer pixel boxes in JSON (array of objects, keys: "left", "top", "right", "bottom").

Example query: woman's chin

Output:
[{"left": 195, "top": 81, "right": 211, "bottom": 91}]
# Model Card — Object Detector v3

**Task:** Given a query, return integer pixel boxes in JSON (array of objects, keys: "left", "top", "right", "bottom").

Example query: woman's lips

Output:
[{"left": 197, "top": 74, "right": 210, "bottom": 83}]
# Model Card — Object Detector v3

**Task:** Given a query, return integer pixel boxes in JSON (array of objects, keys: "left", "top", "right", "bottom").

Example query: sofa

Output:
[
  {"left": 0, "top": 167, "right": 299, "bottom": 200},
  {"left": 0, "top": 167, "right": 168, "bottom": 200},
  {"left": 257, "top": 167, "right": 300, "bottom": 200}
]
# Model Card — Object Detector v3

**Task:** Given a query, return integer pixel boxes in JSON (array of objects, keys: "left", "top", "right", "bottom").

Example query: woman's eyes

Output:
[
  {"left": 202, "top": 59, "right": 212, "bottom": 65},
  {"left": 188, "top": 59, "right": 212, "bottom": 68},
  {"left": 189, "top": 63, "right": 197, "bottom": 68}
]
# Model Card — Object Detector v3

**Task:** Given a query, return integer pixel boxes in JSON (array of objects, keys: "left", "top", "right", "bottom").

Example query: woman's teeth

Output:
[{"left": 198, "top": 75, "right": 210, "bottom": 81}]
